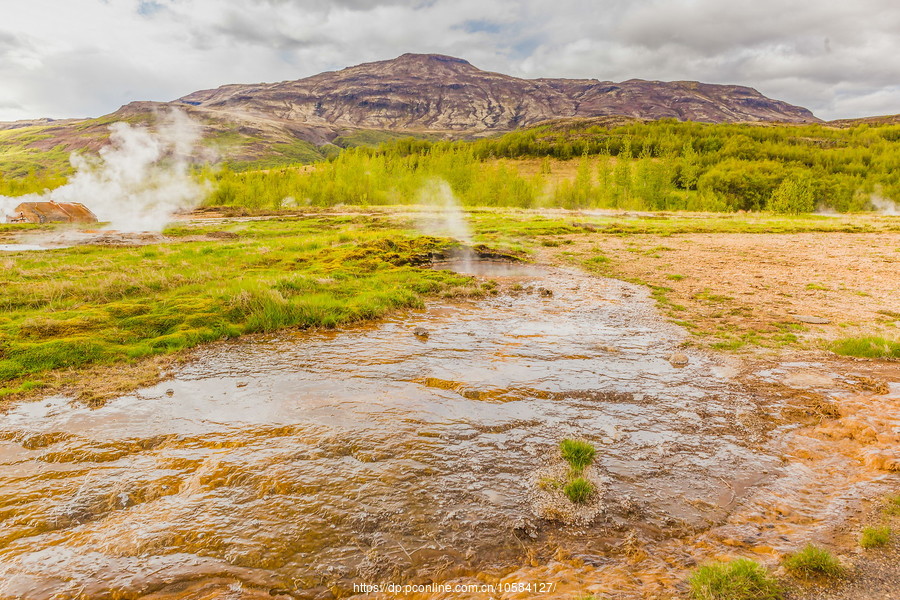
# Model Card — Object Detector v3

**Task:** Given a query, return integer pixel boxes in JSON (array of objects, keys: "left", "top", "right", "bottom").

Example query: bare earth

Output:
[{"left": 547, "top": 231, "right": 900, "bottom": 353}]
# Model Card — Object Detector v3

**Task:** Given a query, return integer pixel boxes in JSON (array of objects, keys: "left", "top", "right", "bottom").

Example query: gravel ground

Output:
[{"left": 784, "top": 499, "right": 900, "bottom": 600}]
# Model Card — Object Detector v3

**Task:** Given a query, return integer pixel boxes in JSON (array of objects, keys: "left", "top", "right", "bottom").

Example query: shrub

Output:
[
  {"left": 563, "top": 477, "right": 594, "bottom": 504},
  {"left": 860, "top": 526, "right": 891, "bottom": 548},
  {"left": 560, "top": 438, "right": 596, "bottom": 472},
  {"left": 768, "top": 175, "right": 815, "bottom": 214},
  {"left": 688, "top": 558, "right": 781, "bottom": 600},
  {"left": 782, "top": 544, "right": 843, "bottom": 577}
]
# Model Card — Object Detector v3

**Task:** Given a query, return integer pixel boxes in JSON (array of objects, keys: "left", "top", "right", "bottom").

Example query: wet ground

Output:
[
  {"left": 0, "top": 261, "right": 896, "bottom": 599},
  {"left": 0, "top": 229, "right": 177, "bottom": 251}
]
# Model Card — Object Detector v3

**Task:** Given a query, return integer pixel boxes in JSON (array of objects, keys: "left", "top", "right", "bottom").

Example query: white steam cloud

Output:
[
  {"left": 415, "top": 177, "right": 476, "bottom": 270},
  {"left": 415, "top": 178, "right": 474, "bottom": 244},
  {"left": 1, "top": 109, "right": 209, "bottom": 232},
  {"left": 870, "top": 192, "right": 900, "bottom": 216}
]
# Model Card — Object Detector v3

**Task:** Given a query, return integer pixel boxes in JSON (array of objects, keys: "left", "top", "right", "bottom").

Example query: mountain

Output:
[
  {"left": 1, "top": 54, "right": 819, "bottom": 175},
  {"left": 179, "top": 53, "right": 818, "bottom": 130}
]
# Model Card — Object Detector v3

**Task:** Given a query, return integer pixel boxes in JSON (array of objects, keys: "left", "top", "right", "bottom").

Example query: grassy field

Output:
[{"left": 0, "top": 215, "right": 484, "bottom": 401}]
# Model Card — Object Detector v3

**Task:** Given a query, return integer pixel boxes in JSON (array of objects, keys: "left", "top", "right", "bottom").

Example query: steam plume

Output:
[
  {"left": 415, "top": 178, "right": 475, "bottom": 269},
  {"left": 870, "top": 191, "right": 899, "bottom": 215},
  {"left": 1, "top": 109, "right": 209, "bottom": 232}
]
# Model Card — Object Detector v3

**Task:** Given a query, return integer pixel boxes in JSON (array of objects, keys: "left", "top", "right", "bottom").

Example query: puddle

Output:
[
  {"left": 0, "top": 263, "right": 893, "bottom": 599},
  {"left": 432, "top": 258, "right": 547, "bottom": 278},
  {"left": 0, "top": 243, "right": 63, "bottom": 252}
]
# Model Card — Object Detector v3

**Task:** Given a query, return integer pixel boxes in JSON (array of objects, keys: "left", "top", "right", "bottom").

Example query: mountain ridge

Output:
[
  {"left": 1, "top": 53, "right": 824, "bottom": 175},
  {"left": 175, "top": 53, "right": 819, "bottom": 130}
]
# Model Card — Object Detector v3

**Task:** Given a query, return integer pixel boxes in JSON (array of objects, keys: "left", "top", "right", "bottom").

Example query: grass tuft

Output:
[
  {"left": 560, "top": 438, "right": 596, "bottom": 472},
  {"left": 859, "top": 526, "right": 891, "bottom": 548},
  {"left": 782, "top": 544, "right": 843, "bottom": 578},
  {"left": 829, "top": 336, "right": 900, "bottom": 359},
  {"left": 563, "top": 477, "right": 594, "bottom": 504},
  {"left": 688, "top": 558, "right": 781, "bottom": 600},
  {"left": 885, "top": 494, "right": 900, "bottom": 516}
]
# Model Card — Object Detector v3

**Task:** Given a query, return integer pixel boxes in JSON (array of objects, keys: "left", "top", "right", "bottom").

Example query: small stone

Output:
[
  {"left": 668, "top": 352, "right": 689, "bottom": 366},
  {"left": 537, "top": 287, "right": 553, "bottom": 297},
  {"left": 596, "top": 344, "right": 619, "bottom": 353},
  {"left": 236, "top": 381, "right": 248, "bottom": 388},
  {"left": 792, "top": 314, "right": 831, "bottom": 324},
  {"left": 165, "top": 388, "right": 174, "bottom": 396},
  {"left": 413, "top": 326, "right": 429, "bottom": 337}
]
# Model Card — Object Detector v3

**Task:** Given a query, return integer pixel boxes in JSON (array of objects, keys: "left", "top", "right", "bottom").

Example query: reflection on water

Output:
[{"left": 0, "top": 264, "right": 859, "bottom": 599}]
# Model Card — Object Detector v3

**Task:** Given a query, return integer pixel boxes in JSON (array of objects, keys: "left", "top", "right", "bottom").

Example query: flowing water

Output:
[{"left": 0, "top": 261, "right": 895, "bottom": 599}]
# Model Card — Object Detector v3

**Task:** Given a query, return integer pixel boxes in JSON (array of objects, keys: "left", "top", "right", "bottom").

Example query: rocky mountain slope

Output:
[
  {"left": 1, "top": 53, "right": 820, "bottom": 175},
  {"left": 180, "top": 53, "right": 818, "bottom": 130}
]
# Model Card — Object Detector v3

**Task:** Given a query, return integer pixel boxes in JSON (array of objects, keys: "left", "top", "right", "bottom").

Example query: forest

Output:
[{"left": 4, "top": 118, "right": 900, "bottom": 214}]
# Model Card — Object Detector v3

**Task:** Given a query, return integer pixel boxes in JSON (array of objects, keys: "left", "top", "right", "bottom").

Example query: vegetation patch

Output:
[
  {"left": 859, "top": 526, "right": 891, "bottom": 548},
  {"left": 563, "top": 477, "right": 594, "bottom": 504},
  {"left": 532, "top": 438, "right": 603, "bottom": 523},
  {"left": 829, "top": 336, "right": 900, "bottom": 359},
  {"left": 688, "top": 558, "right": 781, "bottom": 600},
  {"left": 560, "top": 438, "right": 597, "bottom": 473},
  {"left": 0, "top": 216, "right": 481, "bottom": 401},
  {"left": 884, "top": 494, "right": 900, "bottom": 516},
  {"left": 782, "top": 544, "right": 844, "bottom": 578}
]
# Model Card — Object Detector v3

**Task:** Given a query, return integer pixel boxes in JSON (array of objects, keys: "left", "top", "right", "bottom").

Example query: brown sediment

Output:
[{"left": 0, "top": 352, "right": 186, "bottom": 408}]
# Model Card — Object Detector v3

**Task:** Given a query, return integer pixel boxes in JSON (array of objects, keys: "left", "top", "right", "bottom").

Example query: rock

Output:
[
  {"left": 668, "top": 352, "right": 689, "bottom": 366},
  {"left": 596, "top": 344, "right": 619, "bottom": 353},
  {"left": 236, "top": 381, "right": 248, "bottom": 388},
  {"left": 792, "top": 314, "right": 831, "bottom": 324},
  {"left": 165, "top": 388, "right": 174, "bottom": 396},
  {"left": 537, "top": 287, "right": 553, "bottom": 297},
  {"left": 413, "top": 326, "right": 429, "bottom": 337}
]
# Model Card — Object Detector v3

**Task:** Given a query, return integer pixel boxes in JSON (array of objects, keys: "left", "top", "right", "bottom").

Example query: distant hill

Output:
[
  {"left": 827, "top": 114, "right": 900, "bottom": 127},
  {"left": 1, "top": 53, "right": 821, "bottom": 175}
]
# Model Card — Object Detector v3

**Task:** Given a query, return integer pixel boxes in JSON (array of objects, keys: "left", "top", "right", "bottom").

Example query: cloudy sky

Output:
[{"left": 2, "top": 0, "right": 899, "bottom": 122}]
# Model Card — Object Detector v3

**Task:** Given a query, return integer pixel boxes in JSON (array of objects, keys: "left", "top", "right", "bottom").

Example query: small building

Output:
[{"left": 6, "top": 201, "right": 98, "bottom": 224}]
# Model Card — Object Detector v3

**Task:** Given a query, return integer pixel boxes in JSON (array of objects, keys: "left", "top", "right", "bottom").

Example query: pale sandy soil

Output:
[{"left": 546, "top": 231, "right": 900, "bottom": 353}]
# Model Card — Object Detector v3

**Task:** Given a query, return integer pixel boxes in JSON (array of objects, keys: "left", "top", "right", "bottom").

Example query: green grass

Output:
[
  {"left": 829, "top": 336, "right": 900, "bottom": 359},
  {"left": 560, "top": 439, "right": 596, "bottom": 472},
  {"left": 782, "top": 544, "right": 843, "bottom": 578},
  {"left": 0, "top": 216, "right": 480, "bottom": 396},
  {"left": 688, "top": 559, "right": 781, "bottom": 600},
  {"left": 860, "top": 526, "right": 891, "bottom": 548},
  {"left": 563, "top": 477, "right": 594, "bottom": 504},
  {"left": 885, "top": 494, "right": 900, "bottom": 516}
]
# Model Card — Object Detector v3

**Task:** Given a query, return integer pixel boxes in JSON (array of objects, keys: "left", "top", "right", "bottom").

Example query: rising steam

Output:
[
  {"left": 870, "top": 191, "right": 899, "bottom": 215},
  {"left": 415, "top": 178, "right": 475, "bottom": 269},
  {"left": 0, "top": 109, "right": 209, "bottom": 232}
]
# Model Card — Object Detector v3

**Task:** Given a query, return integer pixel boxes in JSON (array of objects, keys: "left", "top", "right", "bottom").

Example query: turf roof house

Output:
[{"left": 6, "top": 201, "right": 98, "bottom": 224}]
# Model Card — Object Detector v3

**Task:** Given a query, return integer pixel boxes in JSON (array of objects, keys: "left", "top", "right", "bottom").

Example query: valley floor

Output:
[{"left": 0, "top": 207, "right": 897, "bottom": 599}]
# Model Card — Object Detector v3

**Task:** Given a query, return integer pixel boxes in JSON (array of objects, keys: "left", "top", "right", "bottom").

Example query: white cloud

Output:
[{"left": 0, "top": 0, "right": 898, "bottom": 121}]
